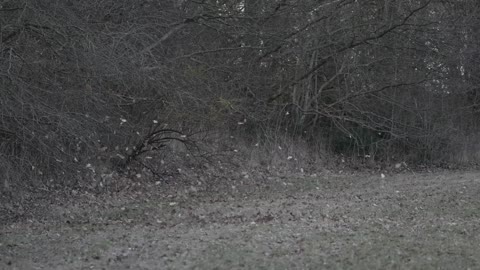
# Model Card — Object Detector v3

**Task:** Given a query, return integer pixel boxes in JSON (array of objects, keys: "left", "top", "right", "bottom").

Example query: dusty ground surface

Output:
[{"left": 1, "top": 171, "right": 480, "bottom": 270}]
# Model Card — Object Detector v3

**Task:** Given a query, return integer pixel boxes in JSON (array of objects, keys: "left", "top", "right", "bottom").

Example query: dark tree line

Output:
[{"left": 1, "top": 0, "right": 479, "bottom": 190}]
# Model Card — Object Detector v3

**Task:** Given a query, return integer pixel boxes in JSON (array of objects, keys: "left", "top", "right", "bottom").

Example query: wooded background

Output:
[{"left": 1, "top": 0, "right": 479, "bottom": 189}]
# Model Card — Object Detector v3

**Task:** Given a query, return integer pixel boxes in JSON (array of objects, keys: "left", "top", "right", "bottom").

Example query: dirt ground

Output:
[{"left": 1, "top": 171, "right": 480, "bottom": 270}]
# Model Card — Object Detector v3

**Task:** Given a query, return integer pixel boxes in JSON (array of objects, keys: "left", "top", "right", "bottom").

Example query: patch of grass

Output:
[{"left": 2, "top": 172, "right": 480, "bottom": 269}]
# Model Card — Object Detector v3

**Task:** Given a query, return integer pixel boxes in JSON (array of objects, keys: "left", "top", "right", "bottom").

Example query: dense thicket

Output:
[{"left": 1, "top": 0, "right": 479, "bottom": 189}]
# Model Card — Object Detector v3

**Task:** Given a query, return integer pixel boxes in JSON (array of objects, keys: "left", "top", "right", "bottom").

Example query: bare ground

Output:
[{"left": 1, "top": 171, "right": 480, "bottom": 270}]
